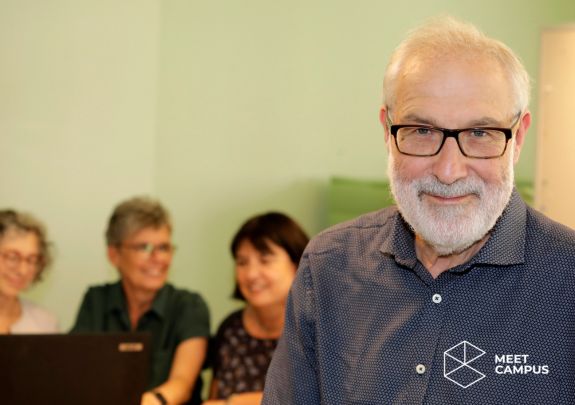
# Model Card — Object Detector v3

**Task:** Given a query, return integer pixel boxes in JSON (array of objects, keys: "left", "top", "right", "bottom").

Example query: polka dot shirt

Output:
[
  {"left": 262, "top": 190, "right": 575, "bottom": 404},
  {"left": 212, "top": 309, "right": 277, "bottom": 399}
]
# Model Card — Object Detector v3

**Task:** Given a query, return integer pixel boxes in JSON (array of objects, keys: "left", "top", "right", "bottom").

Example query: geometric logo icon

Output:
[{"left": 444, "top": 341, "right": 486, "bottom": 388}]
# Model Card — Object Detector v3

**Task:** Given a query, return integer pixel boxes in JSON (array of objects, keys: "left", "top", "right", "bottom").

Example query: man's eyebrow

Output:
[
  {"left": 400, "top": 114, "right": 437, "bottom": 125},
  {"left": 400, "top": 114, "right": 505, "bottom": 128}
]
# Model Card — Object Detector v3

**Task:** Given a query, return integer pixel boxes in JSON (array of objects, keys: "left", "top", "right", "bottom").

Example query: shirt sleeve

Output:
[
  {"left": 262, "top": 254, "right": 321, "bottom": 404},
  {"left": 39, "top": 307, "right": 60, "bottom": 333},
  {"left": 70, "top": 288, "right": 98, "bottom": 333},
  {"left": 210, "top": 314, "right": 229, "bottom": 378},
  {"left": 11, "top": 300, "right": 60, "bottom": 334},
  {"left": 175, "top": 291, "right": 211, "bottom": 341}
]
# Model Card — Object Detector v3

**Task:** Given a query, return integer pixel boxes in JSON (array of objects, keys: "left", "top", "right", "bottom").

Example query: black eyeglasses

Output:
[{"left": 387, "top": 113, "right": 521, "bottom": 159}]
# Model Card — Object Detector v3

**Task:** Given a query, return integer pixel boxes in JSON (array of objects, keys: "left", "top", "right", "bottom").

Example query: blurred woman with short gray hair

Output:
[
  {"left": 0, "top": 209, "right": 59, "bottom": 334},
  {"left": 72, "top": 196, "right": 210, "bottom": 405}
]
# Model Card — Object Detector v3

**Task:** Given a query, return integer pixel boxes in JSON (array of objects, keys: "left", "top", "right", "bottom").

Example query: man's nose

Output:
[{"left": 431, "top": 137, "right": 469, "bottom": 184}]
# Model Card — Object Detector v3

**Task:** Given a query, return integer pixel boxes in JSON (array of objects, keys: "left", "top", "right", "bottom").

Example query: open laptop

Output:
[{"left": 0, "top": 333, "right": 151, "bottom": 405}]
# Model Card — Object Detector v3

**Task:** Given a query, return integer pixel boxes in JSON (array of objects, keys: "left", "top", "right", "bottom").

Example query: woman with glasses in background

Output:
[
  {"left": 0, "top": 209, "right": 59, "bottom": 334},
  {"left": 72, "top": 196, "right": 210, "bottom": 405}
]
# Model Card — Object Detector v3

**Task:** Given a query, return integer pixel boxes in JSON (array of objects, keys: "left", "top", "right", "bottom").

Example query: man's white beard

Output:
[{"left": 388, "top": 153, "right": 514, "bottom": 256}]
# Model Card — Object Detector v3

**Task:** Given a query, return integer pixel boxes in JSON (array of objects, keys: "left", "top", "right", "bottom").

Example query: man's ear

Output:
[
  {"left": 513, "top": 111, "right": 531, "bottom": 164},
  {"left": 380, "top": 106, "right": 390, "bottom": 144}
]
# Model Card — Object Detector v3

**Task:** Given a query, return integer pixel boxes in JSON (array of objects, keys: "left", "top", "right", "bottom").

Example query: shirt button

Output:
[
  {"left": 416, "top": 364, "right": 426, "bottom": 374},
  {"left": 432, "top": 293, "right": 442, "bottom": 304}
]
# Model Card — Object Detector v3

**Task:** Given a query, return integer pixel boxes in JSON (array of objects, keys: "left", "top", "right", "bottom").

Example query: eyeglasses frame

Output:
[
  {"left": 119, "top": 242, "right": 177, "bottom": 257},
  {"left": 0, "top": 250, "right": 44, "bottom": 269},
  {"left": 387, "top": 113, "right": 522, "bottom": 159}
]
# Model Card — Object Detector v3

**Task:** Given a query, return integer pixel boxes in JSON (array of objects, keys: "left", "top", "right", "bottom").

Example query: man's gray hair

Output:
[
  {"left": 383, "top": 15, "right": 531, "bottom": 114},
  {"left": 105, "top": 196, "right": 172, "bottom": 246}
]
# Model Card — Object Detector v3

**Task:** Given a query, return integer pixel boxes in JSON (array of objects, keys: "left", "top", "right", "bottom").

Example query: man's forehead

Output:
[
  {"left": 391, "top": 57, "right": 515, "bottom": 127},
  {"left": 393, "top": 111, "right": 510, "bottom": 127},
  {"left": 405, "top": 60, "right": 506, "bottom": 88}
]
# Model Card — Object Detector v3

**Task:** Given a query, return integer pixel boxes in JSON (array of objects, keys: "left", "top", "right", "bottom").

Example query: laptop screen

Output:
[{"left": 0, "top": 333, "right": 151, "bottom": 405}]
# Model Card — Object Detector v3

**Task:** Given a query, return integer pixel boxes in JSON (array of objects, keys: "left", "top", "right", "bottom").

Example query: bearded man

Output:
[{"left": 262, "top": 16, "right": 575, "bottom": 405}]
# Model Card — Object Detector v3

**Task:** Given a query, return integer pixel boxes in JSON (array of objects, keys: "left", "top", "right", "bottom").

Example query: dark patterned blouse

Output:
[{"left": 211, "top": 309, "right": 278, "bottom": 399}]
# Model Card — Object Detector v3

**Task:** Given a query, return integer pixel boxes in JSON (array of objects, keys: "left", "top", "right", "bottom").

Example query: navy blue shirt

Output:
[{"left": 263, "top": 191, "right": 575, "bottom": 404}]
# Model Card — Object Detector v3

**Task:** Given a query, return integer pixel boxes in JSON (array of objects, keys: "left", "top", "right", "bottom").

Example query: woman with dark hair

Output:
[
  {"left": 204, "top": 212, "right": 309, "bottom": 405},
  {"left": 0, "top": 209, "right": 59, "bottom": 334}
]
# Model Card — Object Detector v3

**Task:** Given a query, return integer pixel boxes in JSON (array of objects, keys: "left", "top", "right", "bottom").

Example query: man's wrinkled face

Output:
[{"left": 383, "top": 56, "right": 529, "bottom": 255}]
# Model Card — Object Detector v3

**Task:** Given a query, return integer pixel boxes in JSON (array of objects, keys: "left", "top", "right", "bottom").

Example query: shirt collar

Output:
[
  {"left": 380, "top": 212, "right": 418, "bottom": 268},
  {"left": 149, "top": 284, "right": 170, "bottom": 318},
  {"left": 472, "top": 188, "right": 526, "bottom": 267},
  {"left": 380, "top": 188, "right": 527, "bottom": 269},
  {"left": 106, "top": 281, "right": 127, "bottom": 313},
  {"left": 106, "top": 281, "right": 170, "bottom": 319}
]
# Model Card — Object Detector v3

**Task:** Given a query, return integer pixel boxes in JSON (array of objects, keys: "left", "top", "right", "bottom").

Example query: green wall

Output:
[
  {"left": 0, "top": 0, "right": 161, "bottom": 329},
  {"left": 156, "top": 0, "right": 575, "bottom": 329},
  {"left": 1, "top": 0, "right": 573, "bottom": 330}
]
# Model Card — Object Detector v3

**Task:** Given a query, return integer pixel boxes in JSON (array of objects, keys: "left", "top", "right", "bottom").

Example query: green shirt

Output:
[{"left": 71, "top": 282, "right": 210, "bottom": 404}]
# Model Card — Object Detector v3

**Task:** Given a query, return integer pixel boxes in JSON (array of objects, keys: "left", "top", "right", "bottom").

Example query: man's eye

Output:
[
  {"left": 135, "top": 243, "right": 152, "bottom": 252},
  {"left": 415, "top": 128, "right": 432, "bottom": 135},
  {"left": 470, "top": 130, "right": 488, "bottom": 137}
]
